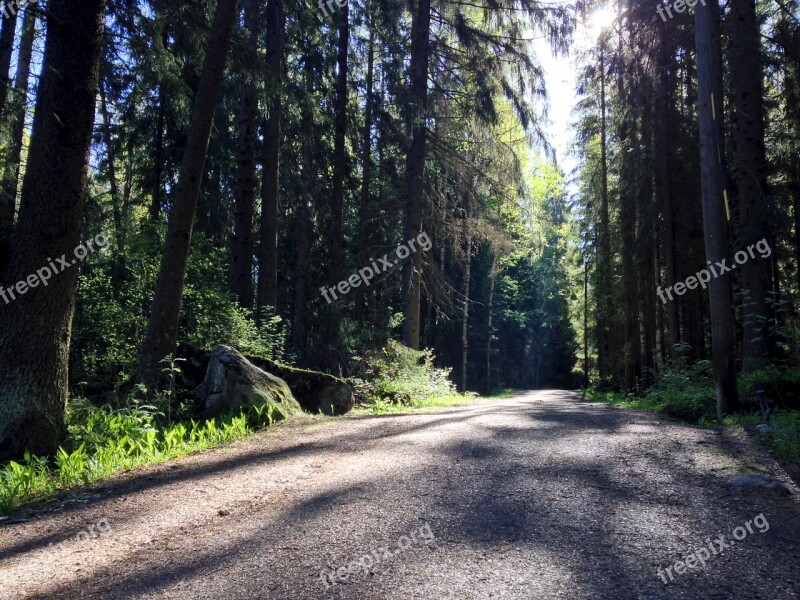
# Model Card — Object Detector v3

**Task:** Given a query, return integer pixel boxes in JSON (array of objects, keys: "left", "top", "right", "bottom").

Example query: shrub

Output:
[{"left": 350, "top": 340, "right": 456, "bottom": 407}]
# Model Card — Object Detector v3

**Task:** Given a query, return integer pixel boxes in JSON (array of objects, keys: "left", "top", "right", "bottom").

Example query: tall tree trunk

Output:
[
  {"left": 729, "top": 0, "right": 772, "bottom": 368},
  {"left": 0, "top": 8, "right": 18, "bottom": 128},
  {"left": 257, "top": 0, "right": 283, "bottom": 314},
  {"left": 656, "top": 21, "right": 679, "bottom": 359},
  {"left": 695, "top": 0, "right": 739, "bottom": 417},
  {"left": 485, "top": 252, "right": 497, "bottom": 395},
  {"left": 136, "top": 0, "right": 240, "bottom": 390},
  {"left": 0, "top": 0, "right": 106, "bottom": 459},
  {"left": 355, "top": 26, "right": 375, "bottom": 321},
  {"left": 149, "top": 86, "right": 166, "bottom": 222},
  {"left": 460, "top": 218, "right": 472, "bottom": 393},
  {"left": 120, "top": 137, "right": 133, "bottom": 268},
  {"left": 99, "top": 81, "right": 123, "bottom": 257},
  {"left": 793, "top": 151, "right": 800, "bottom": 295},
  {"left": 292, "top": 72, "right": 315, "bottom": 359},
  {"left": 0, "top": 7, "right": 35, "bottom": 276},
  {"left": 584, "top": 254, "right": 590, "bottom": 388},
  {"left": 401, "top": 0, "right": 431, "bottom": 349},
  {"left": 326, "top": 2, "right": 350, "bottom": 351},
  {"left": 231, "top": 0, "right": 258, "bottom": 309},
  {"left": 596, "top": 41, "right": 612, "bottom": 383}
]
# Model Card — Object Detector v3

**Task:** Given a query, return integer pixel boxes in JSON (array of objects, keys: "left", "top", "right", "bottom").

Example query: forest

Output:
[{"left": 0, "top": 0, "right": 798, "bottom": 535}]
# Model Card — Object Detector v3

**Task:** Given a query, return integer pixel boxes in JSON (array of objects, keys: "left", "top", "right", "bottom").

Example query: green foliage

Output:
[
  {"left": 717, "top": 410, "right": 800, "bottom": 463},
  {"left": 738, "top": 364, "right": 800, "bottom": 403},
  {"left": 236, "top": 307, "right": 290, "bottom": 362},
  {"left": 350, "top": 340, "right": 457, "bottom": 409},
  {"left": 72, "top": 232, "right": 290, "bottom": 395},
  {"left": 644, "top": 360, "right": 716, "bottom": 421},
  {"left": 0, "top": 399, "right": 282, "bottom": 515},
  {"left": 588, "top": 364, "right": 800, "bottom": 464},
  {"left": 585, "top": 358, "right": 718, "bottom": 421}
]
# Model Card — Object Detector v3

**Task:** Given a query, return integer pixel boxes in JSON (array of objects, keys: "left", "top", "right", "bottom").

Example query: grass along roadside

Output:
[
  {"left": 584, "top": 388, "right": 800, "bottom": 464},
  {"left": 0, "top": 387, "right": 515, "bottom": 515},
  {"left": 0, "top": 402, "right": 286, "bottom": 515},
  {"left": 352, "top": 389, "right": 516, "bottom": 416}
]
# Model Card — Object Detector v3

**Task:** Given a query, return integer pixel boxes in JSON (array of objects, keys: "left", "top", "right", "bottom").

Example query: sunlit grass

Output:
[
  {"left": 0, "top": 404, "right": 281, "bottom": 515},
  {"left": 353, "top": 389, "right": 516, "bottom": 415}
]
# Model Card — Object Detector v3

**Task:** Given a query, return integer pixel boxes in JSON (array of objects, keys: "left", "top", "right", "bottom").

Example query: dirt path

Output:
[{"left": 1, "top": 390, "right": 799, "bottom": 599}]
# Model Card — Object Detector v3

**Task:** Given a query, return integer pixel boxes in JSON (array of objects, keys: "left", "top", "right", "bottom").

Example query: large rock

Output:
[
  {"left": 247, "top": 355, "right": 354, "bottom": 416},
  {"left": 200, "top": 345, "right": 302, "bottom": 420}
]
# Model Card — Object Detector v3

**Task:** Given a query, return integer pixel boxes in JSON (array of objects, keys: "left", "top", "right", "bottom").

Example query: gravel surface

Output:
[{"left": 1, "top": 390, "right": 799, "bottom": 599}]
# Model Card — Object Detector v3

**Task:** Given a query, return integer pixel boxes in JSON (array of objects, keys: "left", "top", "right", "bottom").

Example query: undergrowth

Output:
[
  {"left": 349, "top": 340, "right": 459, "bottom": 412},
  {"left": 585, "top": 363, "right": 800, "bottom": 463}
]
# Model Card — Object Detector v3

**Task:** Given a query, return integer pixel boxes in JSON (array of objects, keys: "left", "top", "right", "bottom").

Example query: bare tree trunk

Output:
[
  {"left": 149, "top": 86, "right": 166, "bottom": 222},
  {"left": 729, "top": 0, "right": 772, "bottom": 368},
  {"left": 656, "top": 20, "right": 679, "bottom": 358},
  {"left": 583, "top": 255, "right": 590, "bottom": 388},
  {"left": 136, "top": 0, "right": 240, "bottom": 390},
  {"left": 460, "top": 219, "right": 472, "bottom": 393},
  {"left": 355, "top": 26, "right": 375, "bottom": 321},
  {"left": 695, "top": 0, "right": 739, "bottom": 417},
  {"left": 0, "top": 8, "right": 35, "bottom": 276},
  {"left": 0, "top": 0, "right": 106, "bottom": 459},
  {"left": 257, "top": 0, "right": 283, "bottom": 314},
  {"left": 327, "top": 1, "right": 350, "bottom": 346},
  {"left": 231, "top": 0, "right": 258, "bottom": 309},
  {"left": 292, "top": 70, "right": 314, "bottom": 359},
  {"left": 99, "top": 81, "right": 123, "bottom": 256},
  {"left": 596, "top": 42, "right": 612, "bottom": 382},
  {"left": 401, "top": 0, "right": 431, "bottom": 349},
  {"left": 485, "top": 252, "right": 497, "bottom": 395}
]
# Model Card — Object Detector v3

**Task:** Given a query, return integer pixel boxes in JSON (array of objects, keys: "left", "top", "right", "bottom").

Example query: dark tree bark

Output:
[
  {"left": 695, "top": 0, "right": 739, "bottom": 417},
  {"left": 136, "top": 0, "right": 240, "bottom": 390},
  {"left": 0, "top": 7, "right": 35, "bottom": 276},
  {"left": 292, "top": 73, "right": 315, "bottom": 359},
  {"left": 326, "top": 2, "right": 350, "bottom": 348},
  {"left": 355, "top": 26, "right": 375, "bottom": 321},
  {"left": 231, "top": 0, "right": 259, "bottom": 309},
  {"left": 0, "top": 0, "right": 106, "bottom": 459},
  {"left": 401, "top": 0, "right": 431, "bottom": 349},
  {"left": 655, "top": 20, "right": 679, "bottom": 359},
  {"left": 729, "top": 0, "right": 772, "bottom": 368},
  {"left": 257, "top": 0, "right": 283, "bottom": 313}
]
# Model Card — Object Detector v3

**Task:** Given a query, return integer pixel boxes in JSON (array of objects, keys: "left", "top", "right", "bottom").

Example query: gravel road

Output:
[{"left": 1, "top": 390, "right": 799, "bottom": 599}]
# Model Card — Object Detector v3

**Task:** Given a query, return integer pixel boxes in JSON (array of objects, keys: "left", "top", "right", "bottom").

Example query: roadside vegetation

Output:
[
  {"left": 585, "top": 362, "right": 800, "bottom": 464},
  {"left": 0, "top": 339, "right": 480, "bottom": 515}
]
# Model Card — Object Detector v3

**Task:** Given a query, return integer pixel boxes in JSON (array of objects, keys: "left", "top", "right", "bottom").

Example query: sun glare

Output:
[{"left": 588, "top": 4, "right": 616, "bottom": 40}]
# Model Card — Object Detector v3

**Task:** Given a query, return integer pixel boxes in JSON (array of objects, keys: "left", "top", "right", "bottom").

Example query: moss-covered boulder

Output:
[
  {"left": 246, "top": 355, "right": 354, "bottom": 416},
  {"left": 200, "top": 345, "right": 302, "bottom": 420}
]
